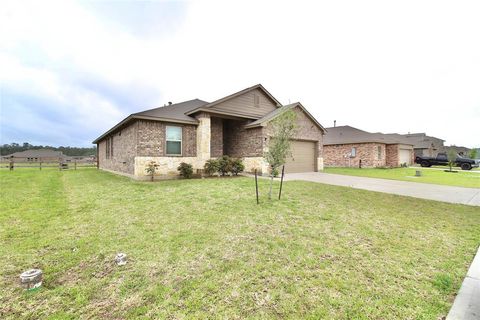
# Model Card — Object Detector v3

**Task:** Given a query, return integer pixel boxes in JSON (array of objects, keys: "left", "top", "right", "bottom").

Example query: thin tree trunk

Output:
[{"left": 268, "top": 174, "right": 274, "bottom": 199}]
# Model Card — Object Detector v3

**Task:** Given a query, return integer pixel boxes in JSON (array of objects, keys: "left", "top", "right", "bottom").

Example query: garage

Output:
[
  {"left": 284, "top": 140, "right": 316, "bottom": 173},
  {"left": 399, "top": 149, "right": 412, "bottom": 165}
]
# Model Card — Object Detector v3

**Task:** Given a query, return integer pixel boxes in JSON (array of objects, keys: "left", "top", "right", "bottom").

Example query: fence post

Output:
[
  {"left": 278, "top": 165, "right": 285, "bottom": 200},
  {"left": 39, "top": 161, "right": 42, "bottom": 170},
  {"left": 9, "top": 160, "right": 14, "bottom": 171},
  {"left": 74, "top": 160, "right": 77, "bottom": 170},
  {"left": 255, "top": 169, "right": 259, "bottom": 205}
]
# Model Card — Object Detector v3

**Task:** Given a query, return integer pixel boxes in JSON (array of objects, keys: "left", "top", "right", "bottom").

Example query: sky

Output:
[{"left": 1, "top": 0, "right": 479, "bottom": 148}]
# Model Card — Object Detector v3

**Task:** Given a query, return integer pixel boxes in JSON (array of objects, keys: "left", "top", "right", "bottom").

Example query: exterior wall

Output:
[
  {"left": 324, "top": 143, "right": 387, "bottom": 168},
  {"left": 264, "top": 106, "right": 324, "bottom": 171},
  {"left": 242, "top": 156, "right": 270, "bottom": 175},
  {"left": 224, "top": 120, "right": 264, "bottom": 157},
  {"left": 195, "top": 113, "right": 210, "bottom": 161},
  {"left": 136, "top": 120, "right": 196, "bottom": 157},
  {"left": 208, "top": 88, "right": 278, "bottom": 119},
  {"left": 210, "top": 117, "right": 223, "bottom": 157},
  {"left": 134, "top": 156, "right": 204, "bottom": 179},
  {"left": 98, "top": 121, "right": 137, "bottom": 175},
  {"left": 386, "top": 144, "right": 399, "bottom": 167}
]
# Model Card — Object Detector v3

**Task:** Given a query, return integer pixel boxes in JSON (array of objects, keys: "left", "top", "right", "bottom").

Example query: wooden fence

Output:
[{"left": 0, "top": 158, "right": 96, "bottom": 170}]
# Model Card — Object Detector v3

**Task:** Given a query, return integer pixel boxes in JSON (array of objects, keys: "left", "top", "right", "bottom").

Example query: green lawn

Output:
[
  {"left": 324, "top": 167, "right": 480, "bottom": 188},
  {"left": 1, "top": 169, "right": 479, "bottom": 319}
]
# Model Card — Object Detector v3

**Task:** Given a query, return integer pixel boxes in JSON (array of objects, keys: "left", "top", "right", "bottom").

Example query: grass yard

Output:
[
  {"left": 324, "top": 167, "right": 480, "bottom": 188},
  {"left": 1, "top": 169, "right": 479, "bottom": 319}
]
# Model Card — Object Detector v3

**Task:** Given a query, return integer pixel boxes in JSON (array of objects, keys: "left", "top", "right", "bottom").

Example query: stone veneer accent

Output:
[
  {"left": 323, "top": 143, "right": 386, "bottom": 168},
  {"left": 196, "top": 113, "right": 211, "bottom": 162}
]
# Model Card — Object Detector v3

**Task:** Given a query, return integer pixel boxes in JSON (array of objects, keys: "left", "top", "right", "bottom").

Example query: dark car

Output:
[{"left": 414, "top": 152, "right": 479, "bottom": 170}]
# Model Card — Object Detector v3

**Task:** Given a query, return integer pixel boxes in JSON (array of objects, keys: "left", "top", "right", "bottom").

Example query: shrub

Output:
[
  {"left": 204, "top": 159, "right": 220, "bottom": 176},
  {"left": 231, "top": 158, "right": 245, "bottom": 176},
  {"left": 177, "top": 162, "right": 193, "bottom": 178},
  {"left": 145, "top": 161, "right": 159, "bottom": 181},
  {"left": 271, "top": 167, "right": 279, "bottom": 177},
  {"left": 218, "top": 155, "right": 233, "bottom": 176}
]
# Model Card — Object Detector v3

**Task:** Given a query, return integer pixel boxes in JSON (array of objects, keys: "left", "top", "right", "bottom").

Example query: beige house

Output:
[
  {"left": 93, "top": 84, "right": 326, "bottom": 179},
  {"left": 323, "top": 126, "right": 414, "bottom": 168}
]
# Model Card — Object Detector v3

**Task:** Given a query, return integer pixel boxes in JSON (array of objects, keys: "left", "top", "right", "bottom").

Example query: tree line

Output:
[{"left": 1, "top": 143, "right": 97, "bottom": 156}]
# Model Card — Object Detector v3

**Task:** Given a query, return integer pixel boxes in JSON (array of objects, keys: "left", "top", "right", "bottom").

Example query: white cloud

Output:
[{"left": 1, "top": 0, "right": 479, "bottom": 147}]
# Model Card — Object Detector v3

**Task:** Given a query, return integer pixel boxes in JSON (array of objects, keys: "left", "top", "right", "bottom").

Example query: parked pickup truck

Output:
[{"left": 415, "top": 152, "right": 479, "bottom": 170}]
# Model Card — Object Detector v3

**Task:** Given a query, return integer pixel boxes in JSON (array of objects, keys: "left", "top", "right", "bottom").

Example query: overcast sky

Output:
[{"left": 1, "top": 0, "right": 479, "bottom": 148}]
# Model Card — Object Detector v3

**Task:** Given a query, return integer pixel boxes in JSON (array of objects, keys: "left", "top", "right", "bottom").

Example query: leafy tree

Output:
[
  {"left": 469, "top": 148, "right": 478, "bottom": 159},
  {"left": 0, "top": 142, "right": 96, "bottom": 156},
  {"left": 447, "top": 149, "right": 457, "bottom": 172},
  {"left": 264, "top": 110, "right": 297, "bottom": 199}
]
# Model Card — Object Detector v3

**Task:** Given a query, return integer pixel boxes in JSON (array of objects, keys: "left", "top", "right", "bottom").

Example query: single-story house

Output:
[
  {"left": 2, "top": 149, "right": 65, "bottom": 162},
  {"left": 323, "top": 126, "right": 414, "bottom": 168},
  {"left": 93, "top": 84, "right": 326, "bottom": 179},
  {"left": 399, "top": 133, "right": 445, "bottom": 157}
]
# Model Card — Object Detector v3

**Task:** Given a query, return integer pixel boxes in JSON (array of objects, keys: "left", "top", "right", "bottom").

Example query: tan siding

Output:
[{"left": 208, "top": 88, "right": 278, "bottom": 119}]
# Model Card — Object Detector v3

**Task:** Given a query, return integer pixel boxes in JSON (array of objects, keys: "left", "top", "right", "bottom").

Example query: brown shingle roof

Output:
[
  {"left": 92, "top": 99, "right": 208, "bottom": 143},
  {"left": 324, "top": 126, "right": 413, "bottom": 145}
]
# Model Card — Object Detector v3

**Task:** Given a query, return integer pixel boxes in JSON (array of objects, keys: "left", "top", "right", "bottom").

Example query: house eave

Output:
[{"left": 92, "top": 115, "right": 199, "bottom": 144}]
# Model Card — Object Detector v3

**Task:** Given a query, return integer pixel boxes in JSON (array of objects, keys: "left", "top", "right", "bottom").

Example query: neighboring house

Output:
[
  {"left": 444, "top": 145, "right": 471, "bottom": 157},
  {"left": 323, "top": 126, "right": 414, "bottom": 168},
  {"left": 93, "top": 84, "right": 326, "bottom": 179},
  {"left": 2, "top": 149, "right": 66, "bottom": 162},
  {"left": 400, "top": 133, "right": 445, "bottom": 157}
]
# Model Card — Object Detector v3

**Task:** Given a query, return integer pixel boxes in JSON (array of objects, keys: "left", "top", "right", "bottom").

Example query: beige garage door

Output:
[
  {"left": 284, "top": 140, "right": 316, "bottom": 173},
  {"left": 399, "top": 149, "right": 412, "bottom": 165}
]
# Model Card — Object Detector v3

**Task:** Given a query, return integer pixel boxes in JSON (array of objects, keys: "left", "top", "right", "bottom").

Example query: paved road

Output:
[{"left": 284, "top": 172, "right": 480, "bottom": 206}]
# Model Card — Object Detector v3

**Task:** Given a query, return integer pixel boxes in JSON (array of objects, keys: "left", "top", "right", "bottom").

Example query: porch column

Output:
[{"left": 196, "top": 112, "right": 211, "bottom": 162}]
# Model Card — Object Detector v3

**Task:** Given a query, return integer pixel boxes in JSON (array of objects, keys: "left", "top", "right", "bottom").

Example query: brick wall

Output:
[
  {"left": 264, "top": 106, "right": 324, "bottom": 157},
  {"left": 324, "top": 143, "right": 387, "bottom": 167},
  {"left": 224, "top": 120, "right": 264, "bottom": 157},
  {"left": 386, "top": 144, "right": 399, "bottom": 167},
  {"left": 210, "top": 117, "right": 223, "bottom": 157},
  {"left": 136, "top": 120, "right": 196, "bottom": 157},
  {"left": 98, "top": 121, "right": 137, "bottom": 175}
]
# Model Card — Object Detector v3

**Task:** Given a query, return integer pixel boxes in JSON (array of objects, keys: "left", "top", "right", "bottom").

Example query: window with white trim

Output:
[
  {"left": 166, "top": 126, "right": 182, "bottom": 155},
  {"left": 351, "top": 147, "right": 356, "bottom": 157},
  {"left": 377, "top": 146, "right": 382, "bottom": 160}
]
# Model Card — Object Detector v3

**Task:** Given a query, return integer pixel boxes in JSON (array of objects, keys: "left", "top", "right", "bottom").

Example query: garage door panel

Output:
[
  {"left": 285, "top": 140, "right": 315, "bottom": 173},
  {"left": 399, "top": 149, "right": 412, "bottom": 165}
]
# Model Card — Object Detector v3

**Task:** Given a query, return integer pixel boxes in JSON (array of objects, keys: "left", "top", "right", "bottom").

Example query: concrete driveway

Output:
[{"left": 284, "top": 172, "right": 480, "bottom": 206}]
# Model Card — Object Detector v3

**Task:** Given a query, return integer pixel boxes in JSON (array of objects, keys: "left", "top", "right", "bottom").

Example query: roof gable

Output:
[
  {"left": 186, "top": 84, "right": 282, "bottom": 119},
  {"left": 245, "top": 102, "right": 326, "bottom": 133}
]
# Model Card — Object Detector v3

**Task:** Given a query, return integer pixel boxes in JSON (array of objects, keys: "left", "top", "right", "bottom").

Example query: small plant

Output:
[
  {"left": 204, "top": 159, "right": 220, "bottom": 176},
  {"left": 145, "top": 161, "right": 159, "bottom": 181},
  {"left": 177, "top": 162, "right": 193, "bottom": 178},
  {"left": 231, "top": 158, "right": 245, "bottom": 176},
  {"left": 447, "top": 150, "right": 457, "bottom": 172},
  {"left": 218, "top": 155, "right": 233, "bottom": 176}
]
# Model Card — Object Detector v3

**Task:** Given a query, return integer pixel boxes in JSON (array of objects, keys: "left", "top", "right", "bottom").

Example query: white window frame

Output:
[
  {"left": 166, "top": 126, "right": 182, "bottom": 156},
  {"left": 350, "top": 147, "right": 356, "bottom": 157},
  {"left": 377, "top": 145, "right": 382, "bottom": 160}
]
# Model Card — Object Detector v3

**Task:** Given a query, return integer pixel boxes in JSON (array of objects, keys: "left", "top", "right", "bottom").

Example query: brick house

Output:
[
  {"left": 400, "top": 133, "right": 445, "bottom": 157},
  {"left": 93, "top": 84, "right": 326, "bottom": 179},
  {"left": 323, "top": 126, "right": 414, "bottom": 168}
]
